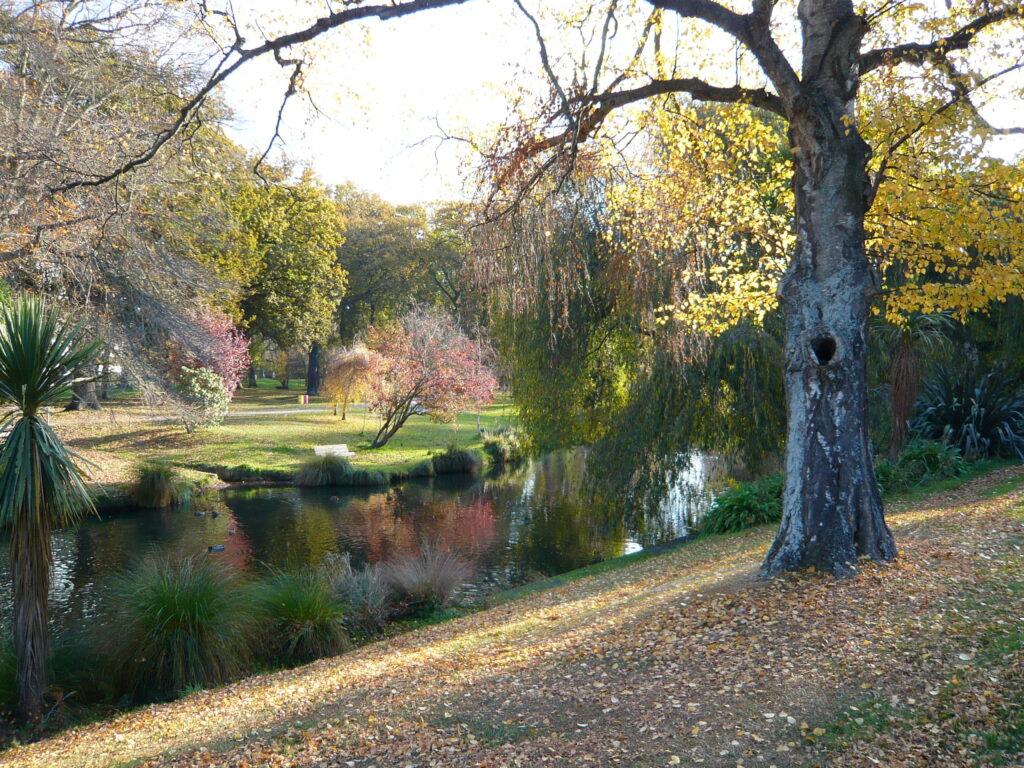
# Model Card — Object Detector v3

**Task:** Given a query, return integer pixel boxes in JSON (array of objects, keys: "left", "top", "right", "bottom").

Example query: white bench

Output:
[{"left": 314, "top": 444, "right": 356, "bottom": 457}]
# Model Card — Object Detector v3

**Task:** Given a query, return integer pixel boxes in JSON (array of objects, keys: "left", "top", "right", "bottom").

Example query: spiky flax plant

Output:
[{"left": 0, "top": 297, "right": 98, "bottom": 719}]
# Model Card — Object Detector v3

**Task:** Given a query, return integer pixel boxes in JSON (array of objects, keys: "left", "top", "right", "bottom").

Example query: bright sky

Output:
[
  {"left": 222, "top": 0, "right": 539, "bottom": 205},
  {"left": 219, "top": 1, "right": 1024, "bottom": 206}
]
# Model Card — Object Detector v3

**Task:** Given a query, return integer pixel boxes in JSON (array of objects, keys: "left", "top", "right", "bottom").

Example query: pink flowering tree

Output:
[
  {"left": 187, "top": 309, "right": 251, "bottom": 398},
  {"left": 365, "top": 308, "right": 497, "bottom": 448}
]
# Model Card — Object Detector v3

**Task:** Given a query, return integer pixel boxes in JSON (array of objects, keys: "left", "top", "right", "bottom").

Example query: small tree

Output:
[
  {"left": 178, "top": 366, "right": 230, "bottom": 433},
  {"left": 365, "top": 308, "right": 497, "bottom": 448},
  {"left": 0, "top": 297, "right": 98, "bottom": 720},
  {"left": 322, "top": 346, "right": 372, "bottom": 419},
  {"left": 191, "top": 309, "right": 251, "bottom": 397}
]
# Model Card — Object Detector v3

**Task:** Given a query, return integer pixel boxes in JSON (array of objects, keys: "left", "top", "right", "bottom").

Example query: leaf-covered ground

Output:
[{"left": 4, "top": 467, "right": 1024, "bottom": 768}]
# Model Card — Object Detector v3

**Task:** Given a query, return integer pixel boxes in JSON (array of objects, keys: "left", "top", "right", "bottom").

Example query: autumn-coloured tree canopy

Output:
[
  {"left": 365, "top": 308, "right": 497, "bottom": 448},
  {"left": 476, "top": 0, "right": 1024, "bottom": 576}
]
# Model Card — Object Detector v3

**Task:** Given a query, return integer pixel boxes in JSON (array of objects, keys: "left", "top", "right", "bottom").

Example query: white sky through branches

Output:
[
  {"left": 222, "top": 0, "right": 536, "bottom": 205},
  {"left": 220, "top": 0, "right": 1024, "bottom": 206}
]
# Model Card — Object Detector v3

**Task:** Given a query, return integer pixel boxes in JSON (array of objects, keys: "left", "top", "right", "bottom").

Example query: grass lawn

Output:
[{"left": 50, "top": 378, "right": 516, "bottom": 488}]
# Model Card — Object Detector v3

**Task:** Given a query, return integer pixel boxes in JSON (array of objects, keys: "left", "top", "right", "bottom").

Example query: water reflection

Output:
[{"left": 0, "top": 450, "right": 720, "bottom": 634}]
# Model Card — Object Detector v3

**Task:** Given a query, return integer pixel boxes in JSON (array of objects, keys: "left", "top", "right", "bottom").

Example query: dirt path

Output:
[{"left": 4, "top": 467, "right": 1024, "bottom": 768}]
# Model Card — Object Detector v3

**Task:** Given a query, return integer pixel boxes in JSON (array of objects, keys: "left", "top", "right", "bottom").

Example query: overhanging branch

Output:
[
  {"left": 860, "top": 5, "right": 1024, "bottom": 74},
  {"left": 52, "top": 0, "right": 472, "bottom": 193}
]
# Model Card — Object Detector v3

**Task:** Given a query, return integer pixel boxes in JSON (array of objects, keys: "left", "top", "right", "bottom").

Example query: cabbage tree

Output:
[{"left": 0, "top": 297, "right": 98, "bottom": 719}]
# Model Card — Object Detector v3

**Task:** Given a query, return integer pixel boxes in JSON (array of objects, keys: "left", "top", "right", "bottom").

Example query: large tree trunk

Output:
[
  {"left": 247, "top": 364, "right": 258, "bottom": 388},
  {"left": 888, "top": 334, "right": 918, "bottom": 460},
  {"left": 306, "top": 341, "right": 321, "bottom": 396},
  {"left": 65, "top": 379, "right": 101, "bottom": 411},
  {"left": 11, "top": 513, "right": 52, "bottom": 721},
  {"left": 99, "top": 351, "right": 113, "bottom": 400},
  {"left": 763, "top": 2, "right": 895, "bottom": 576}
]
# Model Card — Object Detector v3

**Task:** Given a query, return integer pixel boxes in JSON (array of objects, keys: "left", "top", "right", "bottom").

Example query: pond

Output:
[{"left": 0, "top": 451, "right": 722, "bottom": 634}]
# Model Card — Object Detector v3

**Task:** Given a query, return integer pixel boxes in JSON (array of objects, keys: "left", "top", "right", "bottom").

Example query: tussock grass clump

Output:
[
  {"left": 295, "top": 455, "right": 388, "bottom": 487},
  {"left": 295, "top": 454, "right": 354, "bottom": 487},
  {"left": 699, "top": 474, "right": 783, "bottom": 536},
  {"left": 324, "top": 554, "right": 392, "bottom": 636},
  {"left": 482, "top": 428, "right": 527, "bottom": 468},
  {"left": 132, "top": 462, "right": 192, "bottom": 508},
  {"left": 256, "top": 570, "right": 349, "bottom": 663},
  {"left": 50, "top": 630, "right": 111, "bottom": 705},
  {"left": 389, "top": 462, "right": 431, "bottom": 483},
  {"left": 382, "top": 546, "right": 473, "bottom": 616},
  {"left": 101, "top": 555, "right": 259, "bottom": 700},
  {"left": 431, "top": 445, "right": 483, "bottom": 476},
  {"left": 346, "top": 468, "right": 389, "bottom": 486}
]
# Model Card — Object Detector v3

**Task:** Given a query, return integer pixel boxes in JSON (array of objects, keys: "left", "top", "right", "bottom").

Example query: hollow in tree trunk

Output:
[
  {"left": 306, "top": 341, "right": 321, "bottom": 396},
  {"left": 763, "top": 18, "right": 895, "bottom": 575}
]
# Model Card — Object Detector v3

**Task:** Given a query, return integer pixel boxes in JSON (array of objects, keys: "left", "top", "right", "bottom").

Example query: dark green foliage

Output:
[
  {"left": 912, "top": 366, "right": 1024, "bottom": 459},
  {"left": 48, "top": 630, "right": 112, "bottom": 708},
  {"left": 874, "top": 439, "right": 968, "bottom": 493},
  {"left": 698, "top": 474, "right": 784, "bottom": 536},
  {"left": 256, "top": 570, "right": 349, "bottom": 664},
  {"left": 101, "top": 556, "right": 259, "bottom": 700},
  {"left": 131, "top": 463, "right": 191, "bottom": 508},
  {"left": 588, "top": 323, "right": 786, "bottom": 536},
  {"left": 295, "top": 455, "right": 388, "bottom": 487},
  {"left": 431, "top": 445, "right": 483, "bottom": 475},
  {"left": 495, "top": 307, "right": 642, "bottom": 454},
  {"left": 382, "top": 547, "right": 473, "bottom": 616},
  {"left": 482, "top": 427, "right": 528, "bottom": 468},
  {"left": 0, "top": 641, "right": 13, "bottom": 706}
]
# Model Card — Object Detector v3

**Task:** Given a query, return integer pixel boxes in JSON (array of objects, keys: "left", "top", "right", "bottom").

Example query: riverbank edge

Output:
[
  {"left": 382, "top": 456, "right": 1023, "bottom": 634},
  {"left": 86, "top": 448, "right": 500, "bottom": 515},
  {"left": 5, "top": 460, "right": 1023, "bottom": 766}
]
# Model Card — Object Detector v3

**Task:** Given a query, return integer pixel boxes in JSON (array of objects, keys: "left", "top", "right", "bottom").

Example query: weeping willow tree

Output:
[
  {"left": 0, "top": 297, "right": 98, "bottom": 720},
  {"left": 481, "top": 152, "right": 788, "bottom": 539}
]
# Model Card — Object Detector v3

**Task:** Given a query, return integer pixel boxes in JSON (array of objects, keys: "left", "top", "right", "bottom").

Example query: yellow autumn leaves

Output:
[{"left": 591, "top": 86, "right": 1023, "bottom": 336}]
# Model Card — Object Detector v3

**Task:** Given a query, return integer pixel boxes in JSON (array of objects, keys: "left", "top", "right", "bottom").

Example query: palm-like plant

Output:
[
  {"left": 0, "top": 297, "right": 98, "bottom": 719},
  {"left": 875, "top": 313, "right": 954, "bottom": 459}
]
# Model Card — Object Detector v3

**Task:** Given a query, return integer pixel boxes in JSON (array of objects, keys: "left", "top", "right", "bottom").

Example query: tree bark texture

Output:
[
  {"left": 66, "top": 380, "right": 101, "bottom": 411},
  {"left": 763, "top": 0, "right": 895, "bottom": 576},
  {"left": 306, "top": 341, "right": 321, "bottom": 396},
  {"left": 11, "top": 511, "right": 52, "bottom": 720}
]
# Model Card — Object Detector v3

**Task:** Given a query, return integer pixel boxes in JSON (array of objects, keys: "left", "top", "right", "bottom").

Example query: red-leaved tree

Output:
[
  {"left": 366, "top": 308, "right": 497, "bottom": 448},
  {"left": 187, "top": 309, "right": 251, "bottom": 398}
]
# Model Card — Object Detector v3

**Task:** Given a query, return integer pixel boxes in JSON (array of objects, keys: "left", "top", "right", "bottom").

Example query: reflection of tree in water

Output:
[
  {"left": 511, "top": 497, "right": 625, "bottom": 578},
  {"left": 18, "top": 448, "right": 710, "bottom": 634},
  {"left": 352, "top": 489, "right": 498, "bottom": 564}
]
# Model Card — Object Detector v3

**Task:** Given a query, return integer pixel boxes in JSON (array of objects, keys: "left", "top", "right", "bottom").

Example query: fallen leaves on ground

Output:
[{"left": 3, "top": 468, "right": 1024, "bottom": 768}]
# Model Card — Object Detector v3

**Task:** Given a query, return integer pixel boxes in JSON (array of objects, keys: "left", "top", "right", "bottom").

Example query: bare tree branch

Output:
[
  {"left": 52, "top": 0, "right": 473, "bottom": 193},
  {"left": 860, "top": 5, "right": 1024, "bottom": 74},
  {"left": 527, "top": 77, "right": 785, "bottom": 158},
  {"left": 650, "top": 0, "right": 800, "bottom": 105}
]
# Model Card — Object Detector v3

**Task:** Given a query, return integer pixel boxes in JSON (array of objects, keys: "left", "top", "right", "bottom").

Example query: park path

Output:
[
  {"left": 4, "top": 467, "right": 1024, "bottom": 768},
  {"left": 228, "top": 406, "right": 333, "bottom": 416}
]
